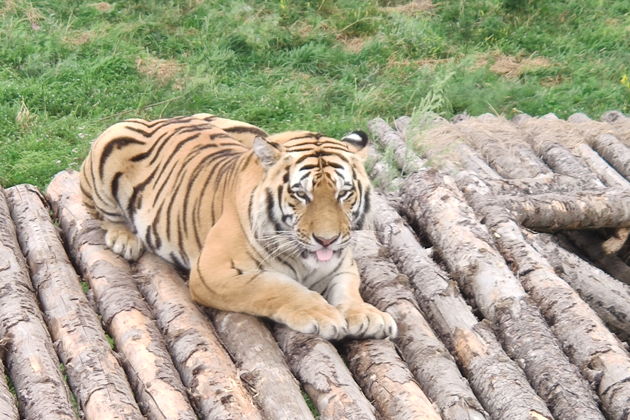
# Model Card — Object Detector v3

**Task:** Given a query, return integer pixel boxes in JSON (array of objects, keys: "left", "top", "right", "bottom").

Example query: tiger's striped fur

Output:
[{"left": 80, "top": 114, "right": 397, "bottom": 339}]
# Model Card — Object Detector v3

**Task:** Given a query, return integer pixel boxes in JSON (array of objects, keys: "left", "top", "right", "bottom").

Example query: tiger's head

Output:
[{"left": 250, "top": 130, "right": 371, "bottom": 264}]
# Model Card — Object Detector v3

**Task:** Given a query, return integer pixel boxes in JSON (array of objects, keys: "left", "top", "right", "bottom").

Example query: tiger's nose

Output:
[{"left": 313, "top": 234, "right": 339, "bottom": 247}]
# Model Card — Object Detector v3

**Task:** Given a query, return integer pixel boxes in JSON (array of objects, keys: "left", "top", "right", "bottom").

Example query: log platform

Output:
[{"left": 0, "top": 111, "right": 629, "bottom": 419}]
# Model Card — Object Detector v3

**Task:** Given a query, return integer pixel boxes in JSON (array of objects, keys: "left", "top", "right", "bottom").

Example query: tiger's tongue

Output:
[{"left": 315, "top": 248, "right": 334, "bottom": 262}]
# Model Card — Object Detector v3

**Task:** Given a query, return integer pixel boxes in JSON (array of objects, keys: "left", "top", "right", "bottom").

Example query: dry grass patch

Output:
[
  {"left": 476, "top": 53, "right": 552, "bottom": 79},
  {"left": 64, "top": 30, "right": 96, "bottom": 46},
  {"left": 91, "top": 2, "right": 113, "bottom": 13},
  {"left": 135, "top": 57, "right": 185, "bottom": 90},
  {"left": 380, "top": 0, "right": 433, "bottom": 14},
  {"left": 338, "top": 36, "right": 367, "bottom": 53}
]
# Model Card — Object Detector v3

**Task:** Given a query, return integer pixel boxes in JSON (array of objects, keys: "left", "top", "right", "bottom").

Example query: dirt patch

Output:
[
  {"left": 135, "top": 57, "right": 185, "bottom": 89},
  {"left": 476, "top": 53, "right": 552, "bottom": 79}
]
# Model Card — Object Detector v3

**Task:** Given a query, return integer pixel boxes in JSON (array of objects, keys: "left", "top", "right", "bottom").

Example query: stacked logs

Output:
[
  {"left": 369, "top": 112, "right": 630, "bottom": 420},
  {"left": 0, "top": 111, "right": 628, "bottom": 419}
]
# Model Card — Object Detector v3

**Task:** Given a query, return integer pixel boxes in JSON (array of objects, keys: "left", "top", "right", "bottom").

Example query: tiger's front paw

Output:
[
  {"left": 103, "top": 222, "right": 144, "bottom": 261},
  {"left": 339, "top": 303, "right": 397, "bottom": 339},
  {"left": 275, "top": 295, "right": 348, "bottom": 340}
]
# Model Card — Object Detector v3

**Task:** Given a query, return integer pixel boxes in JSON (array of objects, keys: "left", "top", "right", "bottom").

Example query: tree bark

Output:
[
  {"left": 524, "top": 232, "right": 630, "bottom": 341},
  {"left": 0, "top": 188, "right": 77, "bottom": 420},
  {"left": 209, "top": 310, "right": 315, "bottom": 420},
  {"left": 400, "top": 170, "right": 605, "bottom": 420},
  {"left": 368, "top": 118, "right": 425, "bottom": 173},
  {"left": 371, "top": 193, "right": 552, "bottom": 420},
  {"left": 46, "top": 171, "right": 197, "bottom": 420},
  {"left": 353, "top": 231, "right": 487, "bottom": 420},
  {"left": 274, "top": 326, "right": 377, "bottom": 420},
  {"left": 5, "top": 185, "right": 142, "bottom": 420},
  {"left": 0, "top": 358, "right": 19, "bottom": 420},
  {"left": 134, "top": 253, "right": 263, "bottom": 420},
  {"left": 342, "top": 338, "right": 441, "bottom": 420},
  {"left": 458, "top": 174, "right": 630, "bottom": 420}
]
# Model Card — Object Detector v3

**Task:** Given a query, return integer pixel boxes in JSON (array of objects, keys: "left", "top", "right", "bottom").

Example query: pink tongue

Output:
[{"left": 315, "top": 248, "right": 334, "bottom": 262}]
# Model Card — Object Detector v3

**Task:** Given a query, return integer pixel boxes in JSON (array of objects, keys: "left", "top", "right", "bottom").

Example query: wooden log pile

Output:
[
  {"left": 0, "top": 111, "right": 628, "bottom": 419},
  {"left": 369, "top": 111, "right": 630, "bottom": 420}
]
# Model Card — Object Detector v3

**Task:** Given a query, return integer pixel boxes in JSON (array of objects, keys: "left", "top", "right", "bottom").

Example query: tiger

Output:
[{"left": 79, "top": 113, "right": 397, "bottom": 340}]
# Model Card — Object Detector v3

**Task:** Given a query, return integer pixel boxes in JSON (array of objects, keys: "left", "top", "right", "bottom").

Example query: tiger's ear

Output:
[
  {"left": 342, "top": 130, "right": 369, "bottom": 159},
  {"left": 253, "top": 136, "right": 283, "bottom": 170}
]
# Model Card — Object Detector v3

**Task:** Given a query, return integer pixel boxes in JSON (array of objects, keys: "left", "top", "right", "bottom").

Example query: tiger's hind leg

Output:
[{"left": 102, "top": 221, "right": 145, "bottom": 261}]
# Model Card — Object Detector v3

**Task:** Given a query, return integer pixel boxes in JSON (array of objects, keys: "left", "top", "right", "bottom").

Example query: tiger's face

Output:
[{"left": 252, "top": 131, "right": 371, "bottom": 264}]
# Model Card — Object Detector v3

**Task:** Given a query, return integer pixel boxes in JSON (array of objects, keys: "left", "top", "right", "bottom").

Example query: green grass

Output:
[{"left": 1, "top": 0, "right": 629, "bottom": 188}]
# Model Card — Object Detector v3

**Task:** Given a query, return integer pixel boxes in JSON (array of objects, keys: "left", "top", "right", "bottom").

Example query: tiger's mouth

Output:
[
  {"left": 315, "top": 248, "right": 334, "bottom": 262},
  {"left": 300, "top": 247, "right": 340, "bottom": 262}
]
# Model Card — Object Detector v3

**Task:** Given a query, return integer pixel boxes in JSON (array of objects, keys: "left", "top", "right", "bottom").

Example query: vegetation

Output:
[{"left": 1, "top": 0, "right": 628, "bottom": 188}]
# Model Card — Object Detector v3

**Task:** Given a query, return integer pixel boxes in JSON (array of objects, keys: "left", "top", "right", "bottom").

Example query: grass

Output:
[{"left": 1, "top": 0, "right": 629, "bottom": 188}]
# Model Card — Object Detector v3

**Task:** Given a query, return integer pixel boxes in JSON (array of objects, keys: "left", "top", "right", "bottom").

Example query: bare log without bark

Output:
[
  {"left": 401, "top": 170, "right": 604, "bottom": 420},
  {"left": 371, "top": 194, "right": 552, "bottom": 420},
  {"left": 210, "top": 310, "right": 315, "bottom": 420},
  {"left": 343, "top": 339, "right": 441, "bottom": 420},
  {"left": 454, "top": 116, "right": 552, "bottom": 178},
  {"left": 516, "top": 116, "right": 605, "bottom": 189},
  {"left": 353, "top": 232, "right": 487, "bottom": 420},
  {"left": 5, "top": 185, "right": 142, "bottom": 420},
  {"left": 46, "top": 171, "right": 197, "bottom": 420},
  {"left": 0, "top": 358, "right": 18, "bottom": 420},
  {"left": 368, "top": 117, "right": 425, "bottom": 173},
  {"left": 497, "top": 189, "right": 630, "bottom": 231},
  {"left": 274, "top": 326, "right": 376, "bottom": 420},
  {"left": 591, "top": 133, "right": 630, "bottom": 179},
  {"left": 525, "top": 232, "right": 630, "bottom": 341},
  {"left": 134, "top": 253, "right": 263, "bottom": 420},
  {"left": 458, "top": 174, "right": 630, "bottom": 420},
  {"left": 0, "top": 188, "right": 77, "bottom": 420}
]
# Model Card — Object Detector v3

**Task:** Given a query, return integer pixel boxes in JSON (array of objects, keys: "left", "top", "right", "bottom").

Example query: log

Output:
[
  {"left": 516, "top": 116, "right": 605, "bottom": 189},
  {"left": 524, "top": 232, "right": 630, "bottom": 341},
  {"left": 342, "top": 339, "right": 441, "bottom": 420},
  {"left": 0, "top": 188, "right": 77, "bottom": 420},
  {"left": 400, "top": 170, "right": 604, "bottom": 420},
  {"left": 5, "top": 185, "right": 142, "bottom": 420},
  {"left": 46, "top": 171, "right": 197, "bottom": 420},
  {"left": 133, "top": 253, "right": 263, "bottom": 419},
  {"left": 488, "top": 189, "right": 630, "bottom": 231},
  {"left": 353, "top": 232, "right": 487, "bottom": 420},
  {"left": 458, "top": 174, "right": 630, "bottom": 420},
  {"left": 573, "top": 143, "right": 630, "bottom": 188},
  {"left": 274, "top": 326, "right": 377, "bottom": 420},
  {"left": 601, "top": 111, "right": 630, "bottom": 146},
  {"left": 0, "top": 358, "right": 18, "bottom": 420},
  {"left": 591, "top": 133, "right": 630, "bottom": 179},
  {"left": 368, "top": 117, "right": 425, "bottom": 173},
  {"left": 454, "top": 116, "right": 552, "bottom": 178},
  {"left": 372, "top": 194, "right": 552, "bottom": 420},
  {"left": 210, "top": 310, "right": 315, "bottom": 420},
  {"left": 367, "top": 147, "right": 403, "bottom": 191}
]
